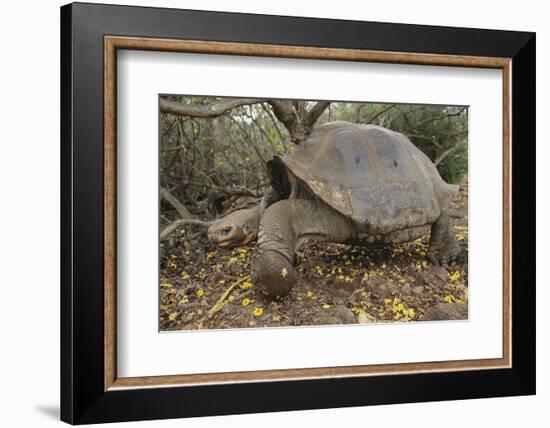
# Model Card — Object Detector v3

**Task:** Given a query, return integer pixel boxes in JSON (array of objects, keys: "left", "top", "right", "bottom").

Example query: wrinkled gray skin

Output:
[{"left": 208, "top": 206, "right": 261, "bottom": 248}]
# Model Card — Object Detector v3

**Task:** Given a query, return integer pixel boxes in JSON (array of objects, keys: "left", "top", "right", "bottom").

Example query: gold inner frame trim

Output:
[{"left": 104, "top": 35, "right": 512, "bottom": 391}]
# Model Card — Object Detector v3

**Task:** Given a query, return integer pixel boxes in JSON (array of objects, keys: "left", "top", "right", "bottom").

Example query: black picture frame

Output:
[{"left": 61, "top": 2, "right": 535, "bottom": 424}]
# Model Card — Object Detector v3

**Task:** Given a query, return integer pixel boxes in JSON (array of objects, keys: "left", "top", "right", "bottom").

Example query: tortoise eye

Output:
[{"left": 222, "top": 226, "right": 232, "bottom": 234}]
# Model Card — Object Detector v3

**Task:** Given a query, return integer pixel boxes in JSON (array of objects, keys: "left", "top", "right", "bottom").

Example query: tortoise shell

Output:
[{"left": 267, "top": 121, "right": 457, "bottom": 234}]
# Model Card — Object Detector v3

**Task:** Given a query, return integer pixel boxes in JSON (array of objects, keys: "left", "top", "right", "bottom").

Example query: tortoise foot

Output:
[
  {"left": 427, "top": 240, "right": 461, "bottom": 267},
  {"left": 252, "top": 251, "right": 296, "bottom": 298},
  {"left": 428, "top": 214, "right": 461, "bottom": 268}
]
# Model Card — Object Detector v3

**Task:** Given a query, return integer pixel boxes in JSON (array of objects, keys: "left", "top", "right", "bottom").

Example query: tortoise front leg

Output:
[
  {"left": 253, "top": 199, "right": 355, "bottom": 298},
  {"left": 427, "top": 213, "right": 461, "bottom": 267}
]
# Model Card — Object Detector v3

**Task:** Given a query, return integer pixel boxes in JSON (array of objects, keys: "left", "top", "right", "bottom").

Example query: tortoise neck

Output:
[{"left": 257, "top": 199, "right": 356, "bottom": 258}]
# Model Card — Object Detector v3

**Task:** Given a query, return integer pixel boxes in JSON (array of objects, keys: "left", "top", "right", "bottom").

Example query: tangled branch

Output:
[
  {"left": 160, "top": 218, "right": 212, "bottom": 241},
  {"left": 160, "top": 98, "right": 262, "bottom": 118}
]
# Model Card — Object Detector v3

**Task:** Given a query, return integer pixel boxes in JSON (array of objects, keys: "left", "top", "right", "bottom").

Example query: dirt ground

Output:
[{"left": 160, "top": 179, "right": 469, "bottom": 331}]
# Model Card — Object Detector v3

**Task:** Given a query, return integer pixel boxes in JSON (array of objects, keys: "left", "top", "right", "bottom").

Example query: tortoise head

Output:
[{"left": 207, "top": 206, "right": 261, "bottom": 248}]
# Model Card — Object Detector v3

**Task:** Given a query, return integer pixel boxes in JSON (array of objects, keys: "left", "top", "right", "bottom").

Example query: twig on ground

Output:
[
  {"left": 276, "top": 309, "right": 294, "bottom": 324},
  {"left": 207, "top": 276, "right": 251, "bottom": 319}
]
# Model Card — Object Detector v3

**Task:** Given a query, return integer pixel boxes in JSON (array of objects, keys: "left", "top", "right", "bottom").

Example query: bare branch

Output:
[
  {"left": 268, "top": 100, "right": 306, "bottom": 144},
  {"left": 160, "top": 187, "right": 195, "bottom": 219},
  {"left": 406, "top": 107, "right": 467, "bottom": 133},
  {"left": 352, "top": 103, "right": 364, "bottom": 123},
  {"left": 160, "top": 98, "right": 262, "bottom": 118},
  {"left": 407, "top": 133, "right": 442, "bottom": 149},
  {"left": 261, "top": 103, "right": 285, "bottom": 143},
  {"left": 268, "top": 100, "right": 297, "bottom": 126},
  {"left": 229, "top": 116, "right": 269, "bottom": 176},
  {"left": 160, "top": 218, "right": 212, "bottom": 241},
  {"left": 434, "top": 143, "right": 464, "bottom": 166},
  {"left": 365, "top": 104, "right": 397, "bottom": 124},
  {"left": 293, "top": 101, "right": 307, "bottom": 120},
  {"left": 305, "top": 101, "right": 330, "bottom": 127},
  {"left": 267, "top": 100, "right": 330, "bottom": 144}
]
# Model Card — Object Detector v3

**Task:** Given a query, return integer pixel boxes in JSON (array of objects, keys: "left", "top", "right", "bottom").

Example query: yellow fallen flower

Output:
[
  {"left": 253, "top": 307, "right": 263, "bottom": 317},
  {"left": 444, "top": 294, "right": 456, "bottom": 303},
  {"left": 392, "top": 303, "right": 404, "bottom": 313},
  {"left": 448, "top": 271, "right": 461, "bottom": 282},
  {"left": 240, "top": 280, "right": 253, "bottom": 289}
]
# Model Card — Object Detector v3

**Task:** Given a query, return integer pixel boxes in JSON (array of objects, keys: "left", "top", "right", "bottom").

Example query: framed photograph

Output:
[{"left": 61, "top": 2, "right": 535, "bottom": 424}]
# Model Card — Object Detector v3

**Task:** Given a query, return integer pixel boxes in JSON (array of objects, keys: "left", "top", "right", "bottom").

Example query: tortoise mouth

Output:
[
  {"left": 208, "top": 232, "right": 248, "bottom": 249},
  {"left": 207, "top": 233, "right": 229, "bottom": 247}
]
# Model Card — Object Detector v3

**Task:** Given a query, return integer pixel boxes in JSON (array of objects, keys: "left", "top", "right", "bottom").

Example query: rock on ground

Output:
[{"left": 421, "top": 302, "right": 468, "bottom": 321}]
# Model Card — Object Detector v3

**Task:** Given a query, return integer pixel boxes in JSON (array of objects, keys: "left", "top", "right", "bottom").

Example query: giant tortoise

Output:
[{"left": 208, "top": 121, "right": 461, "bottom": 297}]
